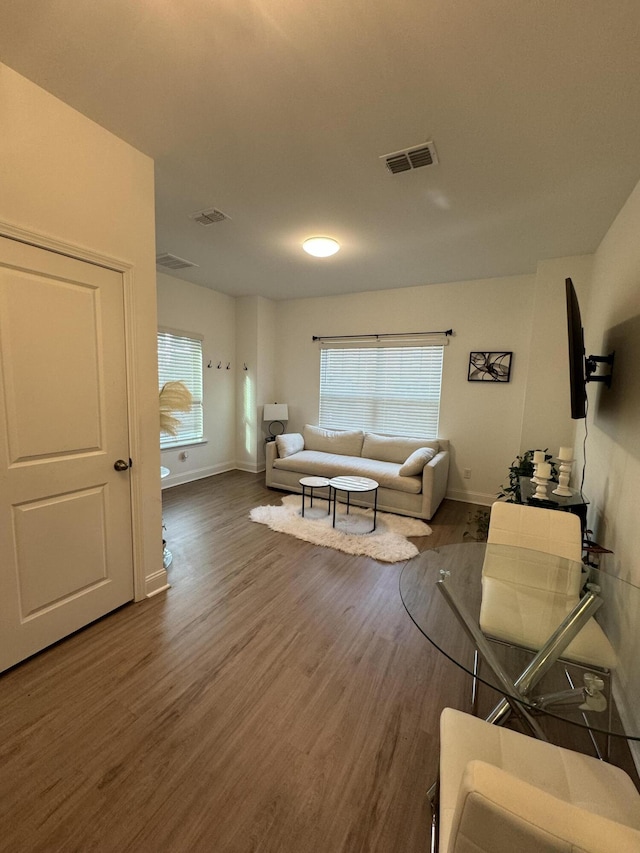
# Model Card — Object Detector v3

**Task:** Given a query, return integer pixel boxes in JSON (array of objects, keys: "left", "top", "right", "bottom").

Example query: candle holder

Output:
[
  {"left": 533, "top": 472, "right": 550, "bottom": 501},
  {"left": 531, "top": 451, "right": 546, "bottom": 483},
  {"left": 552, "top": 457, "right": 574, "bottom": 496}
]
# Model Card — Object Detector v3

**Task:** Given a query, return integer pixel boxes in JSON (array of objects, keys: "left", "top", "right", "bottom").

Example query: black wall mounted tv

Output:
[
  {"left": 565, "top": 277, "right": 615, "bottom": 420},
  {"left": 565, "top": 278, "right": 587, "bottom": 419}
]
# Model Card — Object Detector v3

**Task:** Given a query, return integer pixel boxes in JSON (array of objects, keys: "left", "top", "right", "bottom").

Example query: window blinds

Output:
[
  {"left": 158, "top": 328, "right": 204, "bottom": 448},
  {"left": 319, "top": 345, "right": 443, "bottom": 438}
]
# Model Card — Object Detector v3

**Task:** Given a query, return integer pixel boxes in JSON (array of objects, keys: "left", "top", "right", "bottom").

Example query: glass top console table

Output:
[
  {"left": 399, "top": 542, "right": 640, "bottom": 743},
  {"left": 518, "top": 476, "right": 589, "bottom": 531}
]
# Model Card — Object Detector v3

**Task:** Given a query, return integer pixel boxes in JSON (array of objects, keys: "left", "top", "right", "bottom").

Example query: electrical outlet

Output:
[{"left": 463, "top": 468, "right": 471, "bottom": 479}]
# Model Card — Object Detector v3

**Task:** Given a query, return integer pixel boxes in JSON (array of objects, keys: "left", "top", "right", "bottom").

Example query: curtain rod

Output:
[{"left": 312, "top": 329, "right": 453, "bottom": 342}]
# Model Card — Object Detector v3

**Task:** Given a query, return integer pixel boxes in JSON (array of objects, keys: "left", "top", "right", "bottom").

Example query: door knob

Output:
[{"left": 114, "top": 459, "right": 130, "bottom": 471}]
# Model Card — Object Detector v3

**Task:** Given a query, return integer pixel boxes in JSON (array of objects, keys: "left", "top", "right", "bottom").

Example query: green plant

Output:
[
  {"left": 463, "top": 508, "right": 491, "bottom": 541},
  {"left": 497, "top": 449, "right": 559, "bottom": 503}
]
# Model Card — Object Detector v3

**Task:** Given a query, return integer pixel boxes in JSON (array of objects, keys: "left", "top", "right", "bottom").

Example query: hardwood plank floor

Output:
[{"left": 0, "top": 472, "right": 635, "bottom": 851}]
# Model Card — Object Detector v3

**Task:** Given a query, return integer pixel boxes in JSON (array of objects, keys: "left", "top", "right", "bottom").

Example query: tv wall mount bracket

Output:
[{"left": 585, "top": 352, "right": 615, "bottom": 388}]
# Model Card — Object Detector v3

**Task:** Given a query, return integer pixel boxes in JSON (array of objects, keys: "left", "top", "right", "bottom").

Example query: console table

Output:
[{"left": 518, "top": 476, "right": 589, "bottom": 531}]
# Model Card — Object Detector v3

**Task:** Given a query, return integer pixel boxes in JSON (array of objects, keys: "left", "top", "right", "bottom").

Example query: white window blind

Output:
[
  {"left": 158, "top": 328, "right": 204, "bottom": 449},
  {"left": 319, "top": 345, "right": 443, "bottom": 438}
]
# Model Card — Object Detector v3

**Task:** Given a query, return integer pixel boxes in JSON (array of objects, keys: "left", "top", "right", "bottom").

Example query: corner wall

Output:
[
  {"left": 581, "top": 177, "right": 640, "bottom": 757},
  {"left": 235, "top": 296, "right": 278, "bottom": 471},
  {"left": 520, "top": 255, "right": 593, "bottom": 454},
  {"left": 157, "top": 273, "right": 236, "bottom": 486},
  {"left": 0, "top": 63, "right": 162, "bottom": 597}
]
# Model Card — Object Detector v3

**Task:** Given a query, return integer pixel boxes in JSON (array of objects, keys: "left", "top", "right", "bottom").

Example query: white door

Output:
[{"left": 0, "top": 236, "right": 134, "bottom": 672}]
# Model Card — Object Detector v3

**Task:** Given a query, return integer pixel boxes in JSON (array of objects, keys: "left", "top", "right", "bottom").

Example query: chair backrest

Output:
[
  {"left": 448, "top": 760, "right": 640, "bottom": 853},
  {"left": 487, "top": 501, "right": 582, "bottom": 562}
]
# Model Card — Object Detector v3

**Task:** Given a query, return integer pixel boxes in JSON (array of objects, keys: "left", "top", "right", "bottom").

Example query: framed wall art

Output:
[{"left": 468, "top": 351, "right": 512, "bottom": 382}]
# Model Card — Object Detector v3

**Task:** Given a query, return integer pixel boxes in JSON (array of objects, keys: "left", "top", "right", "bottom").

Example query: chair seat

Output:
[
  {"left": 480, "top": 577, "right": 618, "bottom": 670},
  {"left": 439, "top": 708, "right": 640, "bottom": 853}
]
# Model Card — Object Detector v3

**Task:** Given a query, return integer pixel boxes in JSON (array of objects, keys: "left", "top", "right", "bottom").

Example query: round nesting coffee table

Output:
[
  {"left": 299, "top": 476, "right": 331, "bottom": 517},
  {"left": 329, "top": 475, "right": 379, "bottom": 533}
]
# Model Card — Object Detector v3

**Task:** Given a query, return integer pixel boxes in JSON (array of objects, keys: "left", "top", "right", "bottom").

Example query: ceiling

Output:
[{"left": 2, "top": 1, "right": 640, "bottom": 300}]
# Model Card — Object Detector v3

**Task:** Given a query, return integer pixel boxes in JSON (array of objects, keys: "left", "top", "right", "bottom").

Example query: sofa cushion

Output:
[
  {"left": 275, "top": 432, "right": 304, "bottom": 458},
  {"left": 303, "top": 424, "right": 364, "bottom": 456},
  {"left": 362, "top": 432, "right": 439, "bottom": 464},
  {"left": 273, "top": 450, "right": 422, "bottom": 494},
  {"left": 399, "top": 446, "right": 437, "bottom": 476}
]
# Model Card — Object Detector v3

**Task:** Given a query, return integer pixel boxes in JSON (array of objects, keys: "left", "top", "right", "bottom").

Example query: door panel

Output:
[
  {"left": 3, "top": 273, "right": 102, "bottom": 460},
  {"left": 13, "top": 486, "right": 109, "bottom": 617},
  {"left": 0, "top": 236, "right": 134, "bottom": 672}
]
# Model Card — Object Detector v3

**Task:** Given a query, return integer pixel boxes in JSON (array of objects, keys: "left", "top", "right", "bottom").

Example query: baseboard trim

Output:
[
  {"left": 235, "top": 461, "right": 266, "bottom": 474},
  {"left": 161, "top": 462, "right": 235, "bottom": 489},
  {"left": 145, "top": 568, "right": 170, "bottom": 597},
  {"left": 446, "top": 488, "right": 495, "bottom": 506}
]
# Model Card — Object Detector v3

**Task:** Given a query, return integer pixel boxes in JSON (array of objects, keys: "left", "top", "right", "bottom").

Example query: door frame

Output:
[{"left": 0, "top": 219, "right": 152, "bottom": 602}]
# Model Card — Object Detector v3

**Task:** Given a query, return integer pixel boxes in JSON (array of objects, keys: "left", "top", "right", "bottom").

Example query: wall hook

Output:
[
  {"left": 207, "top": 360, "right": 212, "bottom": 368},
  {"left": 217, "top": 361, "right": 222, "bottom": 369},
  {"left": 226, "top": 362, "right": 231, "bottom": 370},
  {"left": 243, "top": 362, "right": 248, "bottom": 371}
]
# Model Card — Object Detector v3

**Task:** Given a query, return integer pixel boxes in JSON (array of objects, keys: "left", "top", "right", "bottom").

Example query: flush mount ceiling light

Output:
[{"left": 302, "top": 237, "right": 340, "bottom": 257}]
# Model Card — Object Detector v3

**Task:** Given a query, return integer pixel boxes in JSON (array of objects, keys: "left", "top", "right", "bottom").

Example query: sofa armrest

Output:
[
  {"left": 265, "top": 440, "right": 279, "bottom": 486},
  {"left": 421, "top": 449, "right": 449, "bottom": 519}
]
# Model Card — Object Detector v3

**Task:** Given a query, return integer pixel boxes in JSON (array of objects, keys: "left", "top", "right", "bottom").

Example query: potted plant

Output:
[
  {"left": 463, "top": 508, "right": 491, "bottom": 541},
  {"left": 497, "top": 449, "right": 559, "bottom": 503}
]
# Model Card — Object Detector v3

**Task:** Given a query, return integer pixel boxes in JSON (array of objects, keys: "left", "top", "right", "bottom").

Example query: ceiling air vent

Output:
[
  {"left": 381, "top": 141, "right": 439, "bottom": 175},
  {"left": 189, "top": 207, "right": 230, "bottom": 226},
  {"left": 156, "top": 253, "right": 199, "bottom": 271}
]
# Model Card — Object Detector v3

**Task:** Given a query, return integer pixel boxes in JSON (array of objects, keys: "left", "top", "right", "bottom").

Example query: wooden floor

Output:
[{"left": 0, "top": 472, "right": 636, "bottom": 851}]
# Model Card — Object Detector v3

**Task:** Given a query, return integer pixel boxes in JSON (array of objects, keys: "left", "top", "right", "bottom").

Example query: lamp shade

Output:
[{"left": 263, "top": 403, "right": 288, "bottom": 422}]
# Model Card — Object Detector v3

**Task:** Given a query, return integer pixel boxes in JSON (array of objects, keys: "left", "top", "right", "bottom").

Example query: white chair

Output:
[
  {"left": 487, "top": 500, "right": 583, "bottom": 561},
  {"left": 480, "top": 502, "right": 617, "bottom": 670},
  {"left": 435, "top": 707, "right": 640, "bottom": 853},
  {"left": 487, "top": 501, "right": 582, "bottom": 563}
]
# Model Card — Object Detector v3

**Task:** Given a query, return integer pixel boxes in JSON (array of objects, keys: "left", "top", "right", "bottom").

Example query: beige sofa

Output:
[{"left": 265, "top": 424, "right": 449, "bottom": 520}]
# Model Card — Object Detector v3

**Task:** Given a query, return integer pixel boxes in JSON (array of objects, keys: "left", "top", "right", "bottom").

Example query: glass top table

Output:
[
  {"left": 399, "top": 542, "right": 640, "bottom": 742},
  {"left": 517, "top": 476, "right": 589, "bottom": 531}
]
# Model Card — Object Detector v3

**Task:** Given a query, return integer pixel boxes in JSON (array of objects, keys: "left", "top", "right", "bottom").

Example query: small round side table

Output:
[{"left": 299, "top": 476, "right": 331, "bottom": 517}]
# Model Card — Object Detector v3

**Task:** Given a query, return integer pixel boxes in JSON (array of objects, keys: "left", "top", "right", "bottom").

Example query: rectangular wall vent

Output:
[
  {"left": 156, "top": 253, "right": 199, "bottom": 270},
  {"left": 189, "top": 207, "right": 230, "bottom": 226},
  {"left": 381, "top": 141, "right": 439, "bottom": 175}
]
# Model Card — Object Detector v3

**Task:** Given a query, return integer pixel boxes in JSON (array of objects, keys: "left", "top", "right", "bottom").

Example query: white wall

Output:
[
  {"left": 158, "top": 260, "right": 603, "bottom": 509},
  {"left": 0, "top": 63, "right": 162, "bottom": 596},
  {"left": 520, "top": 255, "right": 593, "bottom": 453},
  {"left": 274, "top": 275, "right": 538, "bottom": 504},
  {"left": 581, "top": 177, "right": 640, "bottom": 752},
  {"left": 157, "top": 272, "right": 236, "bottom": 486},
  {"left": 235, "top": 297, "right": 259, "bottom": 471},
  {"left": 585, "top": 180, "right": 640, "bottom": 574},
  {"left": 255, "top": 297, "right": 277, "bottom": 466}
]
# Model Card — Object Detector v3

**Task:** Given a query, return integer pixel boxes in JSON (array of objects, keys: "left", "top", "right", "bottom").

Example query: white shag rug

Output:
[{"left": 249, "top": 494, "right": 431, "bottom": 563}]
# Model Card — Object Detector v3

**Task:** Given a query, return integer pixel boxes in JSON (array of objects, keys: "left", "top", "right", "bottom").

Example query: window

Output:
[
  {"left": 158, "top": 328, "right": 204, "bottom": 448},
  {"left": 319, "top": 344, "right": 444, "bottom": 438}
]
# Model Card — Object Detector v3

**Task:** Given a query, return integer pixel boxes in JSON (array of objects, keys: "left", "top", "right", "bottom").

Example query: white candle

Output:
[
  {"left": 537, "top": 462, "right": 551, "bottom": 479},
  {"left": 558, "top": 446, "right": 573, "bottom": 461},
  {"left": 533, "top": 450, "right": 545, "bottom": 464}
]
